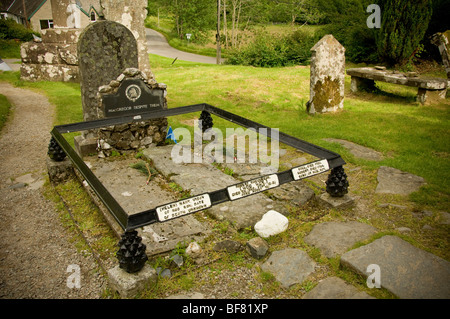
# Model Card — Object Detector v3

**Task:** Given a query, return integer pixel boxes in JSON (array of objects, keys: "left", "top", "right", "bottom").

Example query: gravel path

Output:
[
  {"left": 0, "top": 82, "right": 107, "bottom": 298},
  {"left": 146, "top": 28, "right": 223, "bottom": 64}
]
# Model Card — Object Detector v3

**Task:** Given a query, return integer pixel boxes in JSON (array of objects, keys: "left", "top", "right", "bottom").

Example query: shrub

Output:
[
  {"left": 226, "top": 29, "right": 318, "bottom": 67},
  {"left": 0, "top": 18, "right": 38, "bottom": 42}
]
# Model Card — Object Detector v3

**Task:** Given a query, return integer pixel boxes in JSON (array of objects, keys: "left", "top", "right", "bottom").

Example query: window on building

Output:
[
  {"left": 40, "top": 19, "right": 54, "bottom": 30},
  {"left": 90, "top": 11, "right": 96, "bottom": 22}
]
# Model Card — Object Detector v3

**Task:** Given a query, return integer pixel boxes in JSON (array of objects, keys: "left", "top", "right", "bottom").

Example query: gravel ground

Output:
[{"left": 0, "top": 82, "right": 107, "bottom": 299}]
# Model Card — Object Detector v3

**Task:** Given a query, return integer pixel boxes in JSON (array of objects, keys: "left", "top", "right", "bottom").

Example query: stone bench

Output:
[{"left": 347, "top": 67, "right": 448, "bottom": 104}]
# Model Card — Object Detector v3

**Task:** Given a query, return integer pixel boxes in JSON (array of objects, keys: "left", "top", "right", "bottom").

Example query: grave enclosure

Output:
[{"left": 45, "top": 20, "right": 349, "bottom": 293}]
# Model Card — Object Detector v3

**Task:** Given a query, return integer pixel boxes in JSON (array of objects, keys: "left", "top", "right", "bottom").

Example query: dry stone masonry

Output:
[
  {"left": 307, "top": 35, "right": 345, "bottom": 114},
  {"left": 20, "top": 29, "right": 80, "bottom": 82},
  {"left": 97, "top": 68, "right": 168, "bottom": 153}
]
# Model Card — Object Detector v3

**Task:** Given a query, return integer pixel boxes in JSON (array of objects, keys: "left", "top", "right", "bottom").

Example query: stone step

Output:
[{"left": 340, "top": 235, "right": 450, "bottom": 299}]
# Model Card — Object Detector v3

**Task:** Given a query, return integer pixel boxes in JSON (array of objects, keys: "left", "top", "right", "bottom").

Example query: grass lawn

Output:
[
  {"left": 0, "top": 93, "right": 12, "bottom": 130},
  {"left": 1, "top": 56, "right": 448, "bottom": 211},
  {"left": 1, "top": 56, "right": 449, "bottom": 298},
  {"left": 148, "top": 54, "right": 450, "bottom": 211}
]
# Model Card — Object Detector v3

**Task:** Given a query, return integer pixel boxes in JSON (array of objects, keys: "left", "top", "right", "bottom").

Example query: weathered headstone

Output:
[
  {"left": 307, "top": 35, "right": 345, "bottom": 114},
  {"left": 76, "top": 20, "right": 167, "bottom": 154},
  {"left": 78, "top": 20, "right": 139, "bottom": 124},
  {"left": 20, "top": 0, "right": 81, "bottom": 82}
]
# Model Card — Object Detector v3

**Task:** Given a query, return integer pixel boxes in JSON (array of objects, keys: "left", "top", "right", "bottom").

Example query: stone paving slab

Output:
[
  {"left": 340, "top": 235, "right": 450, "bottom": 299},
  {"left": 142, "top": 145, "right": 287, "bottom": 230},
  {"left": 375, "top": 166, "right": 426, "bottom": 195},
  {"left": 304, "top": 221, "right": 377, "bottom": 258},
  {"left": 302, "top": 276, "right": 374, "bottom": 299},
  {"left": 260, "top": 248, "right": 316, "bottom": 288},
  {"left": 323, "top": 138, "right": 384, "bottom": 161}
]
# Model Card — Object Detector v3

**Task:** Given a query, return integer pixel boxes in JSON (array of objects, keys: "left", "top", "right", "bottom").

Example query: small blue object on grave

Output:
[{"left": 166, "top": 126, "right": 177, "bottom": 144}]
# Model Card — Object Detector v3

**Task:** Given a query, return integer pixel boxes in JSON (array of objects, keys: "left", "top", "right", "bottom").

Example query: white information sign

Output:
[
  {"left": 291, "top": 159, "right": 329, "bottom": 180},
  {"left": 227, "top": 174, "right": 279, "bottom": 201},
  {"left": 156, "top": 194, "right": 211, "bottom": 221}
]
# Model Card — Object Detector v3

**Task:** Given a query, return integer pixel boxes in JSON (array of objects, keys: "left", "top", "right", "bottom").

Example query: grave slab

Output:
[
  {"left": 87, "top": 156, "right": 210, "bottom": 256},
  {"left": 304, "top": 221, "right": 377, "bottom": 258},
  {"left": 376, "top": 166, "right": 426, "bottom": 195},
  {"left": 340, "top": 235, "right": 450, "bottom": 299},
  {"left": 260, "top": 248, "right": 316, "bottom": 288},
  {"left": 302, "top": 276, "right": 374, "bottom": 299},
  {"left": 142, "top": 145, "right": 287, "bottom": 230}
]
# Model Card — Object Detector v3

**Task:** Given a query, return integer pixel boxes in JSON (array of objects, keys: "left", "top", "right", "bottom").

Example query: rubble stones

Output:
[
  {"left": 213, "top": 240, "right": 242, "bottom": 253},
  {"left": 254, "top": 210, "right": 289, "bottom": 238},
  {"left": 246, "top": 237, "right": 269, "bottom": 259}
]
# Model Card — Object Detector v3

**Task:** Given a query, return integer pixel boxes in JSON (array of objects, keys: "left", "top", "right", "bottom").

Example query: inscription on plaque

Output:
[
  {"left": 291, "top": 159, "right": 329, "bottom": 180},
  {"left": 227, "top": 174, "right": 279, "bottom": 200},
  {"left": 103, "top": 78, "right": 164, "bottom": 117},
  {"left": 156, "top": 194, "right": 211, "bottom": 221}
]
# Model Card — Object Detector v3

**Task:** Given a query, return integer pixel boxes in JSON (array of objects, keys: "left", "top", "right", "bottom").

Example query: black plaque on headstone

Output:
[{"left": 103, "top": 78, "right": 164, "bottom": 118}]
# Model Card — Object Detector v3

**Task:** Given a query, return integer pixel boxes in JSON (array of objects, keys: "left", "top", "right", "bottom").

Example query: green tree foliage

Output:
[
  {"left": 0, "top": 18, "right": 38, "bottom": 41},
  {"left": 316, "top": 0, "right": 379, "bottom": 63},
  {"left": 227, "top": 29, "right": 319, "bottom": 67},
  {"left": 148, "top": 0, "right": 215, "bottom": 44},
  {"left": 375, "top": 0, "right": 433, "bottom": 66}
]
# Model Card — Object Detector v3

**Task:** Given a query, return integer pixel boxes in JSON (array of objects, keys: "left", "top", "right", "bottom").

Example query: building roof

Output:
[
  {"left": 4, "top": 0, "right": 46, "bottom": 19},
  {"left": 1, "top": 0, "right": 101, "bottom": 20}
]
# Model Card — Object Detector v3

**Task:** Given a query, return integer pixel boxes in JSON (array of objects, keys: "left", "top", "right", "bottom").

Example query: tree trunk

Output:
[{"left": 223, "top": 0, "right": 228, "bottom": 49}]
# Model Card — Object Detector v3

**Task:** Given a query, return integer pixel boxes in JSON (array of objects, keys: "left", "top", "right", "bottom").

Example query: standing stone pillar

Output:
[
  {"left": 102, "top": 0, "right": 153, "bottom": 79},
  {"left": 431, "top": 31, "right": 450, "bottom": 79},
  {"left": 307, "top": 35, "right": 345, "bottom": 114}
]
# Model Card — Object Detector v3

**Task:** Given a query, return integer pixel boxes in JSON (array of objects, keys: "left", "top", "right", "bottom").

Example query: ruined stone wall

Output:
[
  {"left": 21, "top": 0, "right": 153, "bottom": 82},
  {"left": 20, "top": 29, "right": 80, "bottom": 82},
  {"left": 102, "top": 0, "right": 153, "bottom": 79}
]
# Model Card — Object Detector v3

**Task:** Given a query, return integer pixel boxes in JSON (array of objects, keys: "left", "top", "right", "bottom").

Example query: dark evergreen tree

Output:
[{"left": 375, "top": 0, "right": 433, "bottom": 66}]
